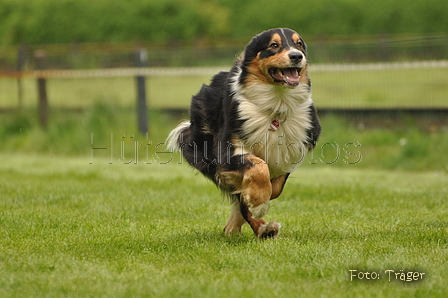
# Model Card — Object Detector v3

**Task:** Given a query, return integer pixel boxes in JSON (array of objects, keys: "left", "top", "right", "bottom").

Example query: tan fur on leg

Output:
[
  {"left": 220, "top": 155, "right": 281, "bottom": 238},
  {"left": 240, "top": 201, "right": 281, "bottom": 239},
  {"left": 241, "top": 155, "right": 272, "bottom": 219},
  {"left": 219, "top": 155, "right": 272, "bottom": 219}
]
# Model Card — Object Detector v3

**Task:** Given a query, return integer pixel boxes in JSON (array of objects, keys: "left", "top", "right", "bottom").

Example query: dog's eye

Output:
[
  {"left": 269, "top": 42, "right": 279, "bottom": 49},
  {"left": 297, "top": 41, "right": 303, "bottom": 47}
]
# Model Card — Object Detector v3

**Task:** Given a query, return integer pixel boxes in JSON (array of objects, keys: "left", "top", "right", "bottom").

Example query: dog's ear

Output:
[
  {"left": 251, "top": 29, "right": 269, "bottom": 45},
  {"left": 243, "top": 30, "right": 275, "bottom": 61},
  {"left": 300, "top": 37, "right": 307, "bottom": 56},
  {"left": 244, "top": 32, "right": 263, "bottom": 61}
]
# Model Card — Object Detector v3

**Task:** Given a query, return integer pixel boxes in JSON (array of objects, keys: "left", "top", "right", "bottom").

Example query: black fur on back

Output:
[{"left": 180, "top": 68, "right": 248, "bottom": 182}]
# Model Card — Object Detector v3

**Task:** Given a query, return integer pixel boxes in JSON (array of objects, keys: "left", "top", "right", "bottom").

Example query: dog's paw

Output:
[{"left": 258, "top": 221, "right": 281, "bottom": 239}]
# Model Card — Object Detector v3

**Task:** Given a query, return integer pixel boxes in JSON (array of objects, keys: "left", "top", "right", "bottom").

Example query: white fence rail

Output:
[{"left": 1, "top": 60, "right": 447, "bottom": 78}]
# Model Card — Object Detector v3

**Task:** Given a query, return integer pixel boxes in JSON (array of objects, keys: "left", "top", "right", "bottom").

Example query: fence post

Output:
[
  {"left": 134, "top": 48, "right": 148, "bottom": 135},
  {"left": 35, "top": 50, "right": 48, "bottom": 129},
  {"left": 17, "top": 44, "right": 26, "bottom": 109}
]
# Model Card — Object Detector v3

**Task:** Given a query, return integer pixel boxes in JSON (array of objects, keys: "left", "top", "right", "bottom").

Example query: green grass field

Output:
[
  {"left": 1, "top": 153, "right": 447, "bottom": 297},
  {"left": 1, "top": 66, "right": 447, "bottom": 109}
]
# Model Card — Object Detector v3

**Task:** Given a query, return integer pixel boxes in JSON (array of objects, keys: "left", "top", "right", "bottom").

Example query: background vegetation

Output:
[
  {"left": 0, "top": 105, "right": 447, "bottom": 173},
  {"left": 1, "top": 0, "right": 448, "bottom": 45}
]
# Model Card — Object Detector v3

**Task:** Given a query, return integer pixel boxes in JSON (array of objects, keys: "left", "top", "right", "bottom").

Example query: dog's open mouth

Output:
[{"left": 269, "top": 67, "right": 301, "bottom": 87}]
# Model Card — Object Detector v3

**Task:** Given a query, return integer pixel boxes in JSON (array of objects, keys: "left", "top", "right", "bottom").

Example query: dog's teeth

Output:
[{"left": 278, "top": 69, "right": 284, "bottom": 76}]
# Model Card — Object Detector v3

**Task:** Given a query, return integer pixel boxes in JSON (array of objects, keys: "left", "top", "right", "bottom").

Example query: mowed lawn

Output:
[{"left": 1, "top": 153, "right": 447, "bottom": 297}]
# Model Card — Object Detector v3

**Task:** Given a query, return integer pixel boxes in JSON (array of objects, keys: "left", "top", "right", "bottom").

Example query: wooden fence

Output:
[{"left": 1, "top": 60, "right": 448, "bottom": 131}]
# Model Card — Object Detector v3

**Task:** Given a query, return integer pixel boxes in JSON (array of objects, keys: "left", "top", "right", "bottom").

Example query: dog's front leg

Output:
[
  {"left": 221, "top": 155, "right": 281, "bottom": 238},
  {"left": 270, "top": 173, "right": 290, "bottom": 200},
  {"left": 239, "top": 199, "right": 282, "bottom": 239}
]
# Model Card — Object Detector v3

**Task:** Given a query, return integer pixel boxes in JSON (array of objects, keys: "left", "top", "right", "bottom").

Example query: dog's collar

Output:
[{"left": 268, "top": 120, "right": 280, "bottom": 131}]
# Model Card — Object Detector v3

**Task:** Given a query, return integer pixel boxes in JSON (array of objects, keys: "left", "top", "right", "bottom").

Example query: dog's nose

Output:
[{"left": 289, "top": 52, "right": 303, "bottom": 63}]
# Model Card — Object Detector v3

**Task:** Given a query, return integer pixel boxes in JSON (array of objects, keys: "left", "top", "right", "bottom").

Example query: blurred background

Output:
[{"left": 0, "top": 0, "right": 447, "bottom": 171}]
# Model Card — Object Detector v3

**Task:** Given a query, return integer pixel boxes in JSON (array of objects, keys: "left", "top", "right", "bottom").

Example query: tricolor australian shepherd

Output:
[{"left": 167, "top": 28, "right": 321, "bottom": 239}]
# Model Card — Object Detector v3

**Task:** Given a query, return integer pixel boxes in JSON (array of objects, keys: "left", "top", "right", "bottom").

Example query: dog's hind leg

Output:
[{"left": 224, "top": 199, "right": 246, "bottom": 235}]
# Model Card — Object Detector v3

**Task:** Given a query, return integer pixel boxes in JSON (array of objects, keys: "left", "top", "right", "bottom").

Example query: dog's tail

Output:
[{"left": 166, "top": 120, "right": 190, "bottom": 152}]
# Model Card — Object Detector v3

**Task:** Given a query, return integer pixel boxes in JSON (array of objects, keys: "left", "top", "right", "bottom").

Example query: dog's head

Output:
[{"left": 239, "top": 28, "right": 308, "bottom": 88}]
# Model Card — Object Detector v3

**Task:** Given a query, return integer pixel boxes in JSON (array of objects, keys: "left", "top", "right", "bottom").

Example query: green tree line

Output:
[{"left": 1, "top": 0, "right": 447, "bottom": 45}]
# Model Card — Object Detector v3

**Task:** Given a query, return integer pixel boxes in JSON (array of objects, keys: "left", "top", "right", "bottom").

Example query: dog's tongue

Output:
[{"left": 283, "top": 68, "right": 300, "bottom": 81}]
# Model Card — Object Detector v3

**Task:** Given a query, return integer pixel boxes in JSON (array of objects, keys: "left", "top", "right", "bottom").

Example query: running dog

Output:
[{"left": 167, "top": 28, "right": 321, "bottom": 239}]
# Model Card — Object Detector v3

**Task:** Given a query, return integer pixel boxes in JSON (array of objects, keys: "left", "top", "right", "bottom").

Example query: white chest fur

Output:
[{"left": 233, "top": 81, "right": 313, "bottom": 178}]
